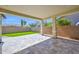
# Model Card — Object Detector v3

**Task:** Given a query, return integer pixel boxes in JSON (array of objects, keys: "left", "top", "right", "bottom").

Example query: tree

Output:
[
  {"left": 29, "top": 23, "right": 37, "bottom": 28},
  {"left": 0, "top": 14, "right": 6, "bottom": 25},
  {"left": 0, "top": 14, "right": 6, "bottom": 19},
  {"left": 56, "top": 18, "right": 71, "bottom": 26},
  {"left": 0, "top": 14, "right": 6, "bottom": 43},
  {"left": 21, "top": 19, "right": 27, "bottom": 27}
]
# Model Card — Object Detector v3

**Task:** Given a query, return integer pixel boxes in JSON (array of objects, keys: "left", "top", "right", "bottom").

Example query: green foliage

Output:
[
  {"left": 21, "top": 20, "right": 23, "bottom": 26},
  {"left": 29, "top": 23, "right": 37, "bottom": 27},
  {"left": 0, "top": 14, "right": 6, "bottom": 19},
  {"left": 0, "top": 14, "right": 6, "bottom": 25},
  {"left": 44, "top": 22, "right": 52, "bottom": 27},
  {"left": 24, "top": 21, "right": 27, "bottom": 25},
  {"left": 21, "top": 19, "right": 27, "bottom": 26},
  {"left": 56, "top": 18, "right": 71, "bottom": 26}
]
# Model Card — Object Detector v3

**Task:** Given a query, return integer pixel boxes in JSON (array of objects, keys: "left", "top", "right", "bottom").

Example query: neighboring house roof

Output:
[
  {"left": 65, "top": 12, "right": 79, "bottom": 25},
  {"left": 76, "top": 22, "right": 79, "bottom": 26}
]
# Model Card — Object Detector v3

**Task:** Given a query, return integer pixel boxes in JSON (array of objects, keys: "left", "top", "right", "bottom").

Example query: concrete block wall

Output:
[
  {"left": 2, "top": 26, "right": 40, "bottom": 34},
  {"left": 2, "top": 26, "right": 31, "bottom": 34},
  {"left": 57, "top": 26, "right": 79, "bottom": 39},
  {"left": 42, "top": 26, "right": 52, "bottom": 35}
]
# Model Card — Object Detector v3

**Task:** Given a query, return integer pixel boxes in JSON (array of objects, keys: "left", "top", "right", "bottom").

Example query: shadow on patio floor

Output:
[{"left": 15, "top": 38, "right": 79, "bottom": 54}]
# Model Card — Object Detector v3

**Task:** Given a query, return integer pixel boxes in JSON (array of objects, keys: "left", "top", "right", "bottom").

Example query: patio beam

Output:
[
  {"left": 56, "top": 7, "right": 79, "bottom": 16},
  {"left": 0, "top": 8, "right": 43, "bottom": 20},
  {"left": 44, "top": 7, "right": 79, "bottom": 20}
]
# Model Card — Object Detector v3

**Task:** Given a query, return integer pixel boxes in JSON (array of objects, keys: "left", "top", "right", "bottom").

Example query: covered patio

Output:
[
  {"left": 2, "top": 34, "right": 50, "bottom": 54},
  {"left": 0, "top": 5, "right": 79, "bottom": 54},
  {"left": 0, "top": 6, "right": 79, "bottom": 38}
]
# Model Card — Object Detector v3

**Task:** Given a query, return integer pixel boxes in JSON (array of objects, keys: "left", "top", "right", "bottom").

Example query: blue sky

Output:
[
  {"left": 2, "top": 14, "right": 39, "bottom": 26},
  {"left": 2, "top": 13, "right": 53, "bottom": 26}
]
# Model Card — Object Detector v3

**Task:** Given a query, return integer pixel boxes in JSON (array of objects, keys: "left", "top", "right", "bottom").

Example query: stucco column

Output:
[
  {"left": 0, "top": 14, "right": 2, "bottom": 43},
  {"left": 0, "top": 14, "right": 2, "bottom": 54},
  {"left": 40, "top": 20, "right": 43, "bottom": 35},
  {"left": 51, "top": 16, "right": 57, "bottom": 38}
]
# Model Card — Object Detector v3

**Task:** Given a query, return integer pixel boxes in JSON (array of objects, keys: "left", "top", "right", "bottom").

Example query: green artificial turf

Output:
[{"left": 2, "top": 31, "right": 37, "bottom": 37}]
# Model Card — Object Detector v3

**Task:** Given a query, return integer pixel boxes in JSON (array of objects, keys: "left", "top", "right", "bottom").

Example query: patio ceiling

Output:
[{"left": 0, "top": 5, "right": 79, "bottom": 20}]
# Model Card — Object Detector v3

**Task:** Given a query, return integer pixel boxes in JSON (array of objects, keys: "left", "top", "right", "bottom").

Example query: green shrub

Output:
[
  {"left": 56, "top": 18, "right": 71, "bottom": 26},
  {"left": 29, "top": 23, "right": 37, "bottom": 27},
  {"left": 44, "top": 22, "right": 52, "bottom": 27}
]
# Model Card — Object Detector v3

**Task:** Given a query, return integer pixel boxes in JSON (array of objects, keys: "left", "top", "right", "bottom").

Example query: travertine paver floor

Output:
[
  {"left": 2, "top": 34, "right": 50, "bottom": 54},
  {"left": 15, "top": 38, "right": 79, "bottom": 54}
]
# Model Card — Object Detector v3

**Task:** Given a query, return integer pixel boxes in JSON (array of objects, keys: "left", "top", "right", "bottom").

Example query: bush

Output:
[
  {"left": 29, "top": 23, "right": 37, "bottom": 27},
  {"left": 56, "top": 18, "right": 71, "bottom": 26},
  {"left": 44, "top": 22, "right": 52, "bottom": 27}
]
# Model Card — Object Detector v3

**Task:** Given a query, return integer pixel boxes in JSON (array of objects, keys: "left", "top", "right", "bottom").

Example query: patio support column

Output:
[
  {"left": 40, "top": 20, "right": 43, "bottom": 35},
  {"left": 0, "top": 14, "right": 2, "bottom": 43},
  {"left": 51, "top": 16, "right": 57, "bottom": 38}
]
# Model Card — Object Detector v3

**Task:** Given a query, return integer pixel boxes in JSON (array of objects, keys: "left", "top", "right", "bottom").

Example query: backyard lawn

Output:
[{"left": 2, "top": 31, "right": 37, "bottom": 37}]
